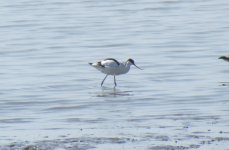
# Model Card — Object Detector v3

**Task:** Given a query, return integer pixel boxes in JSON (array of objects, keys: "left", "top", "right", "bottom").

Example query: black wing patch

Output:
[
  {"left": 104, "top": 58, "right": 120, "bottom": 65},
  {"left": 97, "top": 61, "right": 105, "bottom": 67}
]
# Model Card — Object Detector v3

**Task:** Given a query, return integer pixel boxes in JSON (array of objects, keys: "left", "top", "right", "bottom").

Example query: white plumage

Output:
[{"left": 89, "top": 58, "right": 142, "bottom": 87}]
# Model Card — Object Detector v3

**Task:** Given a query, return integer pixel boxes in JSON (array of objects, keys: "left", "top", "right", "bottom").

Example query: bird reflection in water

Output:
[{"left": 96, "top": 86, "right": 133, "bottom": 97}]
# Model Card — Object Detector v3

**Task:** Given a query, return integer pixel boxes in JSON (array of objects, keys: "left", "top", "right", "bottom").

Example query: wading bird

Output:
[
  {"left": 219, "top": 55, "right": 229, "bottom": 62},
  {"left": 89, "top": 58, "right": 142, "bottom": 87}
]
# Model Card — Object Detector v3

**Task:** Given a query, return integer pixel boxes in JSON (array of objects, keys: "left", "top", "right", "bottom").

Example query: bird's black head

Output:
[
  {"left": 127, "top": 58, "right": 142, "bottom": 70},
  {"left": 127, "top": 58, "right": 135, "bottom": 64}
]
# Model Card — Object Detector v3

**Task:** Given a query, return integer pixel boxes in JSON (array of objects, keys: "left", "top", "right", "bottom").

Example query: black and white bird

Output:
[
  {"left": 89, "top": 58, "right": 142, "bottom": 87},
  {"left": 219, "top": 55, "right": 229, "bottom": 62}
]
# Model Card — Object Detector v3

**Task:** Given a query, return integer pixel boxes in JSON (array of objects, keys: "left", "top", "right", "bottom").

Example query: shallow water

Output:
[{"left": 1, "top": 0, "right": 229, "bottom": 149}]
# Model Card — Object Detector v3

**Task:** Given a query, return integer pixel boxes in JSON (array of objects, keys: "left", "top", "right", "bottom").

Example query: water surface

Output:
[{"left": 1, "top": 0, "right": 229, "bottom": 149}]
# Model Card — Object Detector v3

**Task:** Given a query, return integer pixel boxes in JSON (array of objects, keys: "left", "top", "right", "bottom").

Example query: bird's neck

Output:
[
  {"left": 125, "top": 61, "right": 131, "bottom": 67},
  {"left": 124, "top": 62, "right": 131, "bottom": 71},
  {"left": 125, "top": 62, "right": 132, "bottom": 67}
]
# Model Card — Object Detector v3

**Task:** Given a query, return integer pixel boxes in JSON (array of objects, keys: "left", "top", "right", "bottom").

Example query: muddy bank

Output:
[{"left": 1, "top": 134, "right": 229, "bottom": 150}]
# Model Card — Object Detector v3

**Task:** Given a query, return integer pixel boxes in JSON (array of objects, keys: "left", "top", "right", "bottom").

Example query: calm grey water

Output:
[{"left": 1, "top": 0, "right": 229, "bottom": 149}]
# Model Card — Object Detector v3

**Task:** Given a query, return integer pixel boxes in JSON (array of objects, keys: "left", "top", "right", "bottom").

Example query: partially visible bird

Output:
[
  {"left": 219, "top": 55, "right": 229, "bottom": 62},
  {"left": 89, "top": 58, "right": 142, "bottom": 87}
]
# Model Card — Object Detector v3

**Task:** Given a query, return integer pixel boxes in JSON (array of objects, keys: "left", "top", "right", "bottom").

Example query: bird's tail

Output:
[
  {"left": 89, "top": 62, "right": 103, "bottom": 70},
  {"left": 89, "top": 62, "right": 100, "bottom": 68}
]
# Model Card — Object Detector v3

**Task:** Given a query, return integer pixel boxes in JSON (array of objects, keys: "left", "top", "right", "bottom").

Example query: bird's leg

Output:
[
  {"left": 114, "top": 76, "right": 117, "bottom": 87},
  {"left": 101, "top": 74, "right": 108, "bottom": 87}
]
